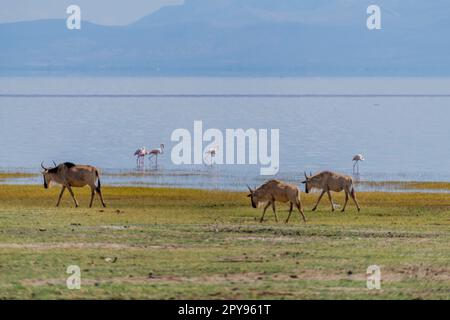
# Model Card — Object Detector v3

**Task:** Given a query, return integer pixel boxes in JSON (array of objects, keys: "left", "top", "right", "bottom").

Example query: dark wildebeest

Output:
[
  {"left": 302, "top": 171, "right": 360, "bottom": 212},
  {"left": 247, "top": 180, "right": 306, "bottom": 223},
  {"left": 41, "top": 162, "right": 106, "bottom": 208}
]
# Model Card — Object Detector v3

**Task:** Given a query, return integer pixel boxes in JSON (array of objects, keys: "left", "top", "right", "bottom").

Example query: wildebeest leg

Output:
[
  {"left": 66, "top": 186, "right": 79, "bottom": 207},
  {"left": 350, "top": 189, "right": 361, "bottom": 212},
  {"left": 89, "top": 186, "right": 95, "bottom": 208},
  {"left": 312, "top": 191, "right": 326, "bottom": 211},
  {"left": 285, "top": 203, "right": 293, "bottom": 223},
  {"left": 56, "top": 186, "right": 66, "bottom": 207},
  {"left": 296, "top": 202, "right": 307, "bottom": 223},
  {"left": 326, "top": 190, "right": 335, "bottom": 211},
  {"left": 260, "top": 202, "right": 271, "bottom": 223},
  {"left": 271, "top": 201, "right": 278, "bottom": 222},
  {"left": 96, "top": 187, "right": 107, "bottom": 208},
  {"left": 342, "top": 190, "right": 349, "bottom": 212}
]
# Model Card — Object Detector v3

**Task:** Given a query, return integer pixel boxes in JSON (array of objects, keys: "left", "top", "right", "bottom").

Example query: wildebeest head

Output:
[
  {"left": 246, "top": 185, "right": 258, "bottom": 208},
  {"left": 41, "top": 161, "right": 58, "bottom": 189},
  {"left": 301, "top": 171, "right": 314, "bottom": 193}
]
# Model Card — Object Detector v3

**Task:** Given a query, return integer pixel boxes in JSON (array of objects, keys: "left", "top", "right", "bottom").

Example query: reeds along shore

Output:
[{"left": 0, "top": 185, "right": 449, "bottom": 299}]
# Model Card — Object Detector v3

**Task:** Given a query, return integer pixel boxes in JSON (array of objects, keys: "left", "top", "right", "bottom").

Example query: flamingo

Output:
[
  {"left": 148, "top": 144, "right": 165, "bottom": 168},
  {"left": 204, "top": 145, "right": 219, "bottom": 166},
  {"left": 352, "top": 154, "right": 365, "bottom": 174},
  {"left": 134, "top": 147, "right": 148, "bottom": 166}
]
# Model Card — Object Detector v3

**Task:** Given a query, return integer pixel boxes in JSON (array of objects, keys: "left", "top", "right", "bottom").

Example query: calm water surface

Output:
[{"left": 1, "top": 77, "right": 450, "bottom": 191}]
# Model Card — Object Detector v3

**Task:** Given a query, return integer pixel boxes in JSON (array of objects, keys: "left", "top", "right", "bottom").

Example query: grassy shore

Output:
[
  {"left": 358, "top": 180, "right": 450, "bottom": 191},
  {"left": 0, "top": 184, "right": 449, "bottom": 299},
  {"left": 3, "top": 171, "right": 450, "bottom": 191}
]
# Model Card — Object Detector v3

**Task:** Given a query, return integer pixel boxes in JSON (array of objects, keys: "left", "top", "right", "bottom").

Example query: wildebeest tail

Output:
[{"left": 96, "top": 170, "right": 101, "bottom": 192}]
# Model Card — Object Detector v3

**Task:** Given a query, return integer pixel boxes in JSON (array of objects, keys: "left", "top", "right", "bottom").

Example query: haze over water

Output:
[{"left": 1, "top": 77, "right": 450, "bottom": 191}]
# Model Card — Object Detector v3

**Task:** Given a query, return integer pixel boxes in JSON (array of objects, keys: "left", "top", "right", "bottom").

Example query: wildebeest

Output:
[
  {"left": 41, "top": 162, "right": 106, "bottom": 208},
  {"left": 247, "top": 180, "right": 306, "bottom": 223},
  {"left": 302, "top": 171, "right": 360, "bottom": 212}
]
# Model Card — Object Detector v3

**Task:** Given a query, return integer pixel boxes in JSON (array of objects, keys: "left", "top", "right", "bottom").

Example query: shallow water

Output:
[{"left": 1, "top": 77, "right": 450, "bottom": 191}]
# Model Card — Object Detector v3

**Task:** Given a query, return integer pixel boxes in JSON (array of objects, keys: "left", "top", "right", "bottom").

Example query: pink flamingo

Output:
[
  {"left": 204, "top": 145, "right": 219, "bottom": 166},
  {"left": 148, "top": 144, "right": 165, "bottom": 168},
  {"left": 134, "top": 147, "right": 148, "bottom": 166}
]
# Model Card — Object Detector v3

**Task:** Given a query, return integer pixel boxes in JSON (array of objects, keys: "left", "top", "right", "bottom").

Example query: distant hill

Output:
[{"left": 1, "top": 0, "right": 450, "bottom": 76}]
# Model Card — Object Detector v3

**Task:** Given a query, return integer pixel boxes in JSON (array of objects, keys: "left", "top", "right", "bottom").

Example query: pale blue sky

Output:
[{"left": 0, "top": 0, "right": 183, "bottom": 25}]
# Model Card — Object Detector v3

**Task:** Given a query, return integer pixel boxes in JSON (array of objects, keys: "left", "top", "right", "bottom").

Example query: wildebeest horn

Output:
[
  {"left": 52, "top": 161, "right": 57, "bottom": 167},
  {"left": 41, "top": 162, "right": 48, "bottom": 170},
  {"left": 310, "top": 171, "right": 312, "bottom": 177},
  {"left": 304, "top": 171, "right": 308, "bottom": 179},
  {"left": 246, "top": 184, "right": 253, "bottom": 193}
]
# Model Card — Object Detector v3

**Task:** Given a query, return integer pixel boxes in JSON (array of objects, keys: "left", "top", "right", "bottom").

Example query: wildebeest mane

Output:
[
  {"left": 257, "top": 179, "right": 282, "bottom": 191},
  {"left": 47, "top": 162, "right": 76, "bottom": 173},
  {"left": 64, "top": 162, "right": 76, "bottom": 168},
  {"left": 47, "top": 167, "right": 59, "bottom": 173}
]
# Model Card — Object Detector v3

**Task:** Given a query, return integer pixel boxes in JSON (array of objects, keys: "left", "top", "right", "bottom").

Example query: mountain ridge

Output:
[{"left": 1, "top": 0, "right": 449, "bottom": 76}]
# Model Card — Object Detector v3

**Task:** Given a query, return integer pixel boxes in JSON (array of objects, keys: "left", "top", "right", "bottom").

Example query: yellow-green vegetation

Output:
[
  {"left": 0, "top": 184, "right": 449, "bottom": 300},
  {"left": 0, "top": 173, "right": 37, "bottom": 180},
  {"left": 358, "top": 180, "right": 450, "bottom": 191}
]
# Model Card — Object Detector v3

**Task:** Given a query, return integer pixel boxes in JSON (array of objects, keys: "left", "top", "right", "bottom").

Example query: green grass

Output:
[
  {"left": 358, "top": 180, "right": 450, "bottom": 191},
  {"left": 0, "top": 173, "right": 37, "bottom": 180},
  {"left": 0, "top": 185, "right": 449, "bottom": 300}
]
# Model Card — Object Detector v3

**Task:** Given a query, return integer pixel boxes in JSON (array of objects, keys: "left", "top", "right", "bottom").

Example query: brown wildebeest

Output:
[
  {"left": 247, "top": 180, "right": 306, "bottom": 223},
  {"left": 302, "top": 171, "right": 360, "bottom": 212},
  {"left": 41, "top": 162, "right": 106, "bottom": 208}
]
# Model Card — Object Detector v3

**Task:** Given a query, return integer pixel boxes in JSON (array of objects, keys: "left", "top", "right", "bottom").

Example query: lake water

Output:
[{"left": 1, "top": 77, "right": 450, "bottom": 191}]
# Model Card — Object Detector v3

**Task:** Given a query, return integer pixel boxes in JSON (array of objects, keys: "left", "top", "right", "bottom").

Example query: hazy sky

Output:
[
  {"left": 0, "top": 0, "right": 184, "bottom": 25},
  {"left": 2, "top": 1, "right": 449, "bottom": 27}
]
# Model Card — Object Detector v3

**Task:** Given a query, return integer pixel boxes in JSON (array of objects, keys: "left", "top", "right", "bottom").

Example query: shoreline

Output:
[
  {"left": 2, "top": 171, "right": 450, "bottom": 194},
  {"left": 0, "top": 184, "right": 449, "bottom": 299}
]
